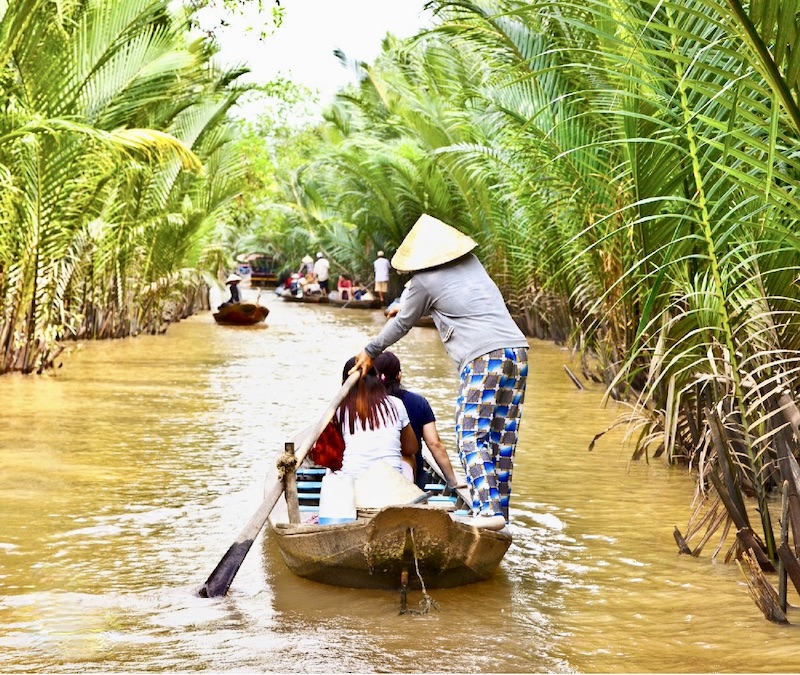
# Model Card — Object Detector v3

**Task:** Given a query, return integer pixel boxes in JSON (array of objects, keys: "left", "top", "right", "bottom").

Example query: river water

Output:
[{"left": 0, "top": 288, "right": 797, "bottom": 673}]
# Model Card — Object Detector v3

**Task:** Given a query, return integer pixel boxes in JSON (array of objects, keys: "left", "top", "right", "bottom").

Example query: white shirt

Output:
[
  {"left": 339, "top": 396, "right": 409, "bottom": 478},
  {"left": 314, "top": 257, "right": 330, "bottom": 282},
  {"left": 373, "top": 256, "right": 390, "bottom": 283}
]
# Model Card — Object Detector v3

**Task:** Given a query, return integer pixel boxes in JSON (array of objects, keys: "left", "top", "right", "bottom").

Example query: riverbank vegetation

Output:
[
  {"left": 5, "top": 0, "right": 800, "bottom": 621},
  {"left": 0, "top": 0, "right": 263, "bottom": 373}
]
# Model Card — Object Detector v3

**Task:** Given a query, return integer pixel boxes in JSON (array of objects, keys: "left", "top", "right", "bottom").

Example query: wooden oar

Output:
[{"left": 199, "top": 370, "right": 361, "bottom": 598}]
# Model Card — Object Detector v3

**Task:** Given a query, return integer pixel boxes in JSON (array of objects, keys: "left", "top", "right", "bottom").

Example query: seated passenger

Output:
[
  {"left": 298, "top": 273, "right": 317, "bottom": 295},
  {"left": 286, "top": 273, "right": 302, "bottom": 295},
  {"left": 337, "top": 357, "right": 417, "bottom": 482},
  {"left": 338, "top": 274, "right": 353, "bottom": 300},
  {"left": 351, "top": 280, "right": 374, "bottom": 301},
  {"left": 374, "top": 351, "right": 463, "bottom": 491}
]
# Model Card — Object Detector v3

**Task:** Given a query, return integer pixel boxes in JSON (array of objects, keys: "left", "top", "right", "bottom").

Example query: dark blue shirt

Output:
[{"left": 395, "top": 389, "right": 436, "bottom": 489}]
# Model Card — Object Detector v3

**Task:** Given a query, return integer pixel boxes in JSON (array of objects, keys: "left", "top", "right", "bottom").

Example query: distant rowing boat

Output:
[
  {"left": 327, "top": 295, "right": 383, "bottom": 310},
  {"left": 278, "top": 289, "right": 329, "bottom": 304},
  {"left": 213, "top": 302, "right": 269, "bottom": 325},
  {"left": 279, "top": 289, "right": 384, "bottom": 309}
]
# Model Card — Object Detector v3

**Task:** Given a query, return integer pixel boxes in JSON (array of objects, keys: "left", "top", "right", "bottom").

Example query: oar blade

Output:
[
  {"left": 198, "top": 371, "right": 361, "bottom": 597},
  {"left": 199, "top": 539, "right": 255, "bottom": 598}
]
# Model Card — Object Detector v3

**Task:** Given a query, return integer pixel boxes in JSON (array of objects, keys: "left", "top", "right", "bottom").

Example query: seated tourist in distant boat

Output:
[
  {"left": 218, "top": 274, "right": 241, "bottom": 309},
  {"left": 298, "top": 273, "right": 321, "bottom": 296},
  {"left": 337, "top": 274, "right": 353, "bottom": 300},
  {"left": 374, "top": 351, "right": 463, "bottom": 491},
  {"left": 337, "top": 357, "right": 418, "bottom": 482},
  {"left": 351, "top": 280, "right": 374, "bottom": 302},
  {"left": 284, "top": 273, "right": 303, "bottom": 296}
]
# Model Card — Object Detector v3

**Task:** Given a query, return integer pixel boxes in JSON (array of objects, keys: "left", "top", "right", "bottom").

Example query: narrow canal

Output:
[{"left": 0, "top": 289, "right": 796, "bottom": 673}]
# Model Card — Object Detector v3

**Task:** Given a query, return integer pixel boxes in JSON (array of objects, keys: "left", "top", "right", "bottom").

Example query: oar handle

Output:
[{"left": 200, "top": 370, "right": 361, "bottom": 598}]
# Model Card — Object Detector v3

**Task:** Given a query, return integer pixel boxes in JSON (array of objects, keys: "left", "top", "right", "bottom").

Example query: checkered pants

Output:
[{"left": 455, "top": 347, "right": 528, "bottom": 521}]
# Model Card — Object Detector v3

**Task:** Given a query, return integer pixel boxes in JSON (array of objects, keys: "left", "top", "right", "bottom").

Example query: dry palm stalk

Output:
[
  {"left": 737, "top": 549, "right": 788, "bottom": 624},
  {"left": 774, "top": 436, "right": 800, "bottom": 556},
  {"left": 687, "top": 506, "right": 728, "bottom": 558}
]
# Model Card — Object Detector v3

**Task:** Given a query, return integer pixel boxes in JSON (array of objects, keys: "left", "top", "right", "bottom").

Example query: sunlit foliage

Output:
[{"left": 0, "top": 0, "right": 250, "bottom": 372}]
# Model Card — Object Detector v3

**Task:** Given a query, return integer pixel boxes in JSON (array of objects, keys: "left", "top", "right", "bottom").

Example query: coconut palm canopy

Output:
[{"left": 0, "top": 0, "right": 253, "bottom": 373}]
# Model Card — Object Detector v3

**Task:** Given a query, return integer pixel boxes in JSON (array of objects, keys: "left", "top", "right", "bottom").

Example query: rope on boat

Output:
[
  {"left": 276, "top": 448, "right": 297, "bottom": 480},
  {"left": 399, "top": 529, "right": 439, "bottom": 616}
]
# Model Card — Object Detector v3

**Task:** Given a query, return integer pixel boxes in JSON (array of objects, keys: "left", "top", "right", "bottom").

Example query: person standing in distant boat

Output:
[
  {"left": 351, "top": 214, "right": 529, "bottom": 531},
  {"left": 314, "top": 252, "right": 330, "bottom": 295},
  {"left": 299, "top": 254, "right": 314, "bottom": 276},
  {"left": 373, "top": 250, "right": 391, "bottom": 305},
  {"left": 218, "top": 273, "right": 241, "bottom": 309}
]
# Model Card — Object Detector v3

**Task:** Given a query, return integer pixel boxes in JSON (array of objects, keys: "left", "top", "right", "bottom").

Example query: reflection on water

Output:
[{"left": 1, "top": 290, "right": 797, "bottom": 673}]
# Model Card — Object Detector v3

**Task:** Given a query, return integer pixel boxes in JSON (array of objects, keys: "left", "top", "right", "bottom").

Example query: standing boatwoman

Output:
[{"left": 351, "top": 214, "right": 529, "bottom": 530}]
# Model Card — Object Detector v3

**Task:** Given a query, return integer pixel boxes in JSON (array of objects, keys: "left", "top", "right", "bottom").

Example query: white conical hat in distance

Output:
[
  {"left": 226, "top": 273, "right": 242, "bottom": 284},
  {"left": 391, "top": 214, "right": 477, "bottom": 272}
]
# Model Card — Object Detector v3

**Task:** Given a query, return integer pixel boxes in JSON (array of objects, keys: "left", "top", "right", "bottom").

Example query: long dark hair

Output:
[
  {"left": 374, "top": 351, "right": 403, "bottom": 397},
  {"left": 340, "top": 357, "right": 398, "bottom": 433}
]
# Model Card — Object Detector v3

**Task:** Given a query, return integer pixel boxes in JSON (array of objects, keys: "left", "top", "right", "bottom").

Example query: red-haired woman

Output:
[{"left": 338, "top": 357, "right": 418, "bottom": 481}]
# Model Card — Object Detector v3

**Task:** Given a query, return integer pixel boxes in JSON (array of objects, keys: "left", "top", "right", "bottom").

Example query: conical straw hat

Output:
[
  {"left": 225, "top": 274, "right": 242, "bottom": 284},
  {"left": 391, "top": 214, "right": 477, "bottom": 272}
]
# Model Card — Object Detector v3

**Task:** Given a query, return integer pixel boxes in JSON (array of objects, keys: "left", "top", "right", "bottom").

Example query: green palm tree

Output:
[{"left": 0, "top": 0, "right": 248, "bottom": 371}]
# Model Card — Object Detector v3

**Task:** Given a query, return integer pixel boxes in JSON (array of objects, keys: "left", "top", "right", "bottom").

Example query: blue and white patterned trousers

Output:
[{"left": 455, "top": 347, "right": 528, "bottom": 521}]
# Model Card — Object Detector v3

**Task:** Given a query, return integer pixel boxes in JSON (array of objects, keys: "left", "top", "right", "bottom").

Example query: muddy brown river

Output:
[{"left": 0, "top": 288, "right": 797, "bottom": 673}]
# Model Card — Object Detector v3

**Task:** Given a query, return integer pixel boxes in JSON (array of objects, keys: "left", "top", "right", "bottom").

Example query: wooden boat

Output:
[
  {"left": 327, "top": 295, "right": 383, "bottom": 310},
  {"left": 244, "top": 253, "right": 281, "bottom": 287},
  {"left": 278, "top": 289, "right": 329, "bottom": 304},
  {"left": 267, "top": 448, "right": 512, "bottom": 590},
  {"left": 213, "top": 302, "right": 269, "bottom": 325},
  {"left": 250, "top": 270, "right": 279, "bottom": 287}
]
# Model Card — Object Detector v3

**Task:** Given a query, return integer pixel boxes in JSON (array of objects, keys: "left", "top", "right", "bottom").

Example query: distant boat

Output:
[
  {"left": 242, "top": 252, "right": 281, "bottom": 288},
  {"left": 278, "top": 289, "right": 329, "bottom": 304},
  {"left": 213, "top": 302, "right": 269, "bottom": 325},
  {"left": 328, "top": 295, "right": 383, "bottom": 310}
]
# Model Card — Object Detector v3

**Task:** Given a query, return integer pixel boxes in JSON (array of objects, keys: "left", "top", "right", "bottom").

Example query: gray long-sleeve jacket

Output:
[{"left": 364, "top": 254, "right": 529, "bottom": 373}]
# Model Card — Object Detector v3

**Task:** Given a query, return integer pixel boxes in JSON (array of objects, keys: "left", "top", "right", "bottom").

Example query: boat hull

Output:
[
  {"left": 213, "top": 302, "right": 269, "bottom": 325},
  {"left": 328, "top": 297, "right": 383, "bottom": 310},
  {"left": 270, "top": 504, "right": 511, "bottom": 589},
  {"left": 279, "top": 290, "right": 329, "bottom": 304}
]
